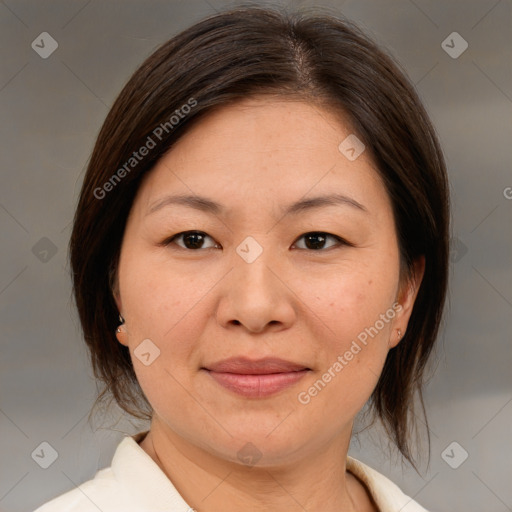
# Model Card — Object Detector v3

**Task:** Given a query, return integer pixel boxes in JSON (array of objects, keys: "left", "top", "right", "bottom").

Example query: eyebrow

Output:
[{"left": 146, "top": 193, "right": 368, "bottom": 217}]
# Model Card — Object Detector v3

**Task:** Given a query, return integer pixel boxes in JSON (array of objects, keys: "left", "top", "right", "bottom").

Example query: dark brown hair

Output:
[{"left": 70, "top": 5, "right": 449, "bottom": 467}]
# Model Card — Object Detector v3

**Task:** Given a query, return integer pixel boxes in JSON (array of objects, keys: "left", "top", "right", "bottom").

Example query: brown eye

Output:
[
  {"left": 292, "top": 232, "right": 348, "bottom": 251},
  {"left": 165, "top": 231, "right": 219, "bottom": 250}
]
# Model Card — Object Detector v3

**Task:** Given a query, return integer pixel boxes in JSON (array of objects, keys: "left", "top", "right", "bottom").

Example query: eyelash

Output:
[{"left": 160, "top": 230, "right": 353, "bottom": 252}]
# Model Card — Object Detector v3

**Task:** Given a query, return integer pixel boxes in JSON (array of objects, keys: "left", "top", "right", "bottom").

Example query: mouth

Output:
[{"left": 202, "top": 357, "right": 311, "bottom": 398}]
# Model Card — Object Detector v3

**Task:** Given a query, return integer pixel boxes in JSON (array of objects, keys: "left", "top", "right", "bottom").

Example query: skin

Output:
[{"left": 113, "top": 97, "right": 424, "bottom": 511}]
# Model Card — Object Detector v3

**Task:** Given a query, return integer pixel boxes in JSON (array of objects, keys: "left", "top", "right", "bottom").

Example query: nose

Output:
[{"left": 216, "top": 247, "right": 297, "bottom": 334}]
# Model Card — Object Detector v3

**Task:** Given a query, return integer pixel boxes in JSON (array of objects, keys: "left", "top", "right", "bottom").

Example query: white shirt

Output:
[{"left": 34, "top": 431, "right": 428, "bottom": 512}]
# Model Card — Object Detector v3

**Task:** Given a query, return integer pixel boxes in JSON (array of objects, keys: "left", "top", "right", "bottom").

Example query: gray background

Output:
[{"left": 0, "top": 0, "right": 511, "bottom": 511}]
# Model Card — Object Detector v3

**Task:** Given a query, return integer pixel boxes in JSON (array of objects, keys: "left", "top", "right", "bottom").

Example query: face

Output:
[{"left": 114, "top": 97, "right": 422, "bottom": 467}]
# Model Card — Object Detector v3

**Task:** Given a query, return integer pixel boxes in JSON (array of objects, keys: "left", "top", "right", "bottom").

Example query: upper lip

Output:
[{"left": 204, "top": 357, "right": 310, "bottom": 374}]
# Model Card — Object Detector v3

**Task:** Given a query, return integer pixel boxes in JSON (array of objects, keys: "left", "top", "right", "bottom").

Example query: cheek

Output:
[
  {"left": 295, "top": 262, "right": 398, "bottom": 346},
  {"left": 292, "top": 266, "right": 397, "bottom": 410},
  {"left": 120, "top": 250, "right": 212, "bottom": 341},
  {"left": 118, "top": 256, "right": 215, "bottom": 408}
]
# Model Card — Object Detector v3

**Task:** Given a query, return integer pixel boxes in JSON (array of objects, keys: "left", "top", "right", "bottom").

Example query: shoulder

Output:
[
  {"left": 33, "top": 467, "right": 127, "bottom": 512},
  {"left": 347, "top": 456, "right": 430, "bottom": 512},
  {"left": 33, "top": 436, "right": 143, "bottom": 512},
  {"left": 33, "top": 432, "right": 192, "bottom": 512}
]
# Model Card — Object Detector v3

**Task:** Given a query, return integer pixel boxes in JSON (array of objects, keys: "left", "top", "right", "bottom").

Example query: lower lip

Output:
[{"left": 205, "top": 370, "right": 309, "bottom": 398}]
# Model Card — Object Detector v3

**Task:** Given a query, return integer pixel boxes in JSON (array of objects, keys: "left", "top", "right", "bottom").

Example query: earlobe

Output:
[
  {"left": 115, "top": 324, "right": 128, "bottom": 346},
  {"left": 115, "top": 314, "right": 128, "bottom": 346}
]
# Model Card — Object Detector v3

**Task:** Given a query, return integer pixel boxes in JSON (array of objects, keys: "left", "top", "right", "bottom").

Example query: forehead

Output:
[{"left": 134, "top": 97, "right": 389, "bottom": 218}]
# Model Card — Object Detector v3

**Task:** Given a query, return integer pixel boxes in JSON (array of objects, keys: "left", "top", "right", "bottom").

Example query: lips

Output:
[
  {"left": 202, "top": 357, "right": 311, "bottom": 398},
  {"left": 204, "top": 356, "right": 310, "bottom": 374}
]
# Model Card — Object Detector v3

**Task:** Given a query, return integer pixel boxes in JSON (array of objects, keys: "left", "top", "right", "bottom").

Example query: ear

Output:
[
  {"left": 115, "top": 327, "right": 128, "bottom": 347},
  {"left": 111, "top": 270, "right": 128, "bottom": 347},
  {"left": 389, "top": 255, "right": 425, "bottom": 348},
  {"left": 115, "top": 325, "right": 129, "bottom": 347},
  {"left": 113, "top": 289, "right": 122, "bottom": 315},
  {"left": 110, "top": 266, "right": 123, "bottom": 313}
]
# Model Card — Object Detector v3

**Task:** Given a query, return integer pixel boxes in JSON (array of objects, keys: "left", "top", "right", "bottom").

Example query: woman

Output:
[{"left": 35, "top": 5, "right": 449, "bottom": 511}]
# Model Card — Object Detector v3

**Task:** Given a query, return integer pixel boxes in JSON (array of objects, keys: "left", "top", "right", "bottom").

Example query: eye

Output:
[
  {"left": 162, "top": 230, "right": 351, "bottom": 251},
  {"left": 292, "top": 232, "right": 349, "bottom": 251},
  {"left": 164, "top": 231, "right": 220, "bottom": 250}
]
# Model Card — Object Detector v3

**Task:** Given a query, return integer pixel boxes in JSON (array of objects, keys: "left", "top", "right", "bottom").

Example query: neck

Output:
[{"left": 138, "top": 418, "right": 374, "bottom": 512}]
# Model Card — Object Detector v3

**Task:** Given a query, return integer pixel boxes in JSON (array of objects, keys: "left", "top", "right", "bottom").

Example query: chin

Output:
[{"left": 214, "top": 426, "right": 314, "bottom": 468}]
